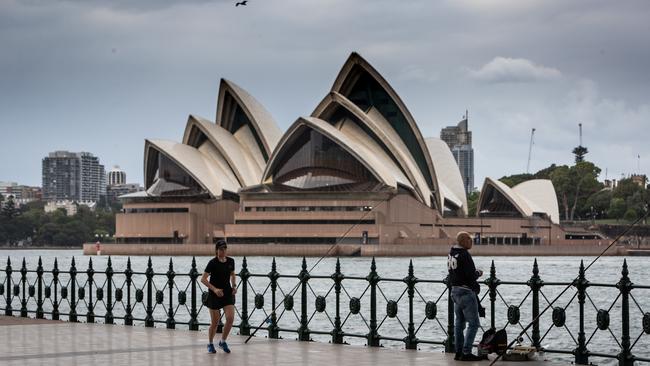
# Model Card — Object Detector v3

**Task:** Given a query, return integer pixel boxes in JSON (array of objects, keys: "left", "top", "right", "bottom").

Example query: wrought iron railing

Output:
[{"left": 1, "top": 256, "right": 648, "bottom": 365}]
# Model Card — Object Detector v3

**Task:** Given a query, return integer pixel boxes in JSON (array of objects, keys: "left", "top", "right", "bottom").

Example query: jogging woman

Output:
[{"left": 201, "top": 240, "right": 236, "bottom": 353}]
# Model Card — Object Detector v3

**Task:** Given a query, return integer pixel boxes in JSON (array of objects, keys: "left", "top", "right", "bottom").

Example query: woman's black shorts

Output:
[{"left": 206, "top": 291, "right": 235, "bottom": 310}]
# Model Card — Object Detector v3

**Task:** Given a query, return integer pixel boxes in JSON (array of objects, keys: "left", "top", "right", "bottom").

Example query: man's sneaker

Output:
[
  {"left": 218, "top": 340, "right": 231, "bottom": 353},
  {"left": 207, "top": 343, "right": 216, "bottom": 354},
  {"left": 454, "top": 352, "right": 462, "bottom": 360},
  {"left": 460, "top": 353, "right": 483, "bottom": 361}
]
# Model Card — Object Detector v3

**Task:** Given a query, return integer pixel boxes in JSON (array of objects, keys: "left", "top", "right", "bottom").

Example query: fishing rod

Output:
[
  {"left": 488, "top": 207, "right": 650, "bottom": 365},
  {"left": 243, "top": 194, "right": 393, "bottom": 344}
]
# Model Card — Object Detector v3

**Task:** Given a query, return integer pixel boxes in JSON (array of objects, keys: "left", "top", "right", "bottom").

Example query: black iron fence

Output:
[{"left": 1, "top": 256, "right": 649, "bottom": 365}]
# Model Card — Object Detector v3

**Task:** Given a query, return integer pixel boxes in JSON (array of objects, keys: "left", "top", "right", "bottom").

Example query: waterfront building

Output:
[
  {"left": 440, "top": 116, "right": 475, "bottom": 193},
  {"left": 0, "top": 181, "right": 42, "bottom": 206},
  {"left": 117, "top": 79, "right": 281, "bottom": 244},
  {"left": 630, "top": 174, "right": 648, "bottom": 188},
  {"left": 0, "top": 181, "right": 18, "bottom": 199},
  {"left": 42, "top": 151, "right": 105, "bottom": 202},
  {"left": 44, "top": 200, "right": 96, "bottom": 216},
  {"left": 116, "top": 53, "right": 572, "bottom": 246}
]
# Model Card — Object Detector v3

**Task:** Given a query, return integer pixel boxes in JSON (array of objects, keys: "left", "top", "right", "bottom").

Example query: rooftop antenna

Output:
[
  {"left": 526, "top": 128, "right": 536, "bottom": 174},
  {"left": 579, "top": 122, "right": 583, "bottom": 146},
  {"left": 638, "top": 154, "right": 641, "bottom": 173}
]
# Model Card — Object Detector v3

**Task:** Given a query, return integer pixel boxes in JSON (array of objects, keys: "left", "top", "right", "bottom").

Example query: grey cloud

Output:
[
  {"left": 55, "top": 0, "right": 225, "bottom": 12},
  {"left": 1, "top": 0, "right": 649, "bottom": 187},
  {"left": 471, "top": 76, "right": 650, "bottom": 185}
]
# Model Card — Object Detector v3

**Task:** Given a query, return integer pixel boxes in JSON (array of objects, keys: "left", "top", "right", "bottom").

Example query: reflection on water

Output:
[{"left": 1, "top": 250, "right": 648, "bottom": 365}]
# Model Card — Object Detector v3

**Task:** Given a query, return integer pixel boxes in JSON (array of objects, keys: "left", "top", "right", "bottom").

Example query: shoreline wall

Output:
[{"left": 82, "top": 242, "right": 630, "bottom": 257}]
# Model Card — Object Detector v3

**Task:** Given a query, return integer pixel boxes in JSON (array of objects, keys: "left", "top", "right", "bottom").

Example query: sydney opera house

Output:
[{"left": 115, "top": 53, "right": 578, "bottom": 247}]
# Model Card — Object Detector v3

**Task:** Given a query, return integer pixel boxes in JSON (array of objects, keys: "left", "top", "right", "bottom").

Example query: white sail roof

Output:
[
  {"left": 513, "top": 179, "right": 560, "bottom": 224},
  {"left": 182, "top": 115, "right": 262, "bottom": 187},
  {"left": 425, "top": 137, "right": 468, "bottom": 216},
  {"left": 477, "top": 177, "right": 559, "bottom": 224},
  {"left": 329, "top": 52, "right": 440, "bottom": 207},
  {"left": 216, "top": 79, "right": 282, "bottom": 163},
  {"left": 144, "top": 139, "right": 231, "bottom": 198}
]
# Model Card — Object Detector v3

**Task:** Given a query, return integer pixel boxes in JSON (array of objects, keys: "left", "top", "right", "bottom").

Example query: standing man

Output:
[
  {"left": 201, "top": 239, "right": 237, "bottom": 353},
  {"left": 448, "top": 231, "right": 484, "bottom": 361}
]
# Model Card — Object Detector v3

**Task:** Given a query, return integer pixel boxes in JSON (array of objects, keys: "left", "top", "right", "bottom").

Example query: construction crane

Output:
[{"left": 526, "top": 128, "right": 536, "bottom": 174}]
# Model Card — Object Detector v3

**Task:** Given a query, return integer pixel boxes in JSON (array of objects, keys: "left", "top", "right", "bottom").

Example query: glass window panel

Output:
[
  {"left": 271, "top": 128, "right": 380, "bottom": 191},
  {"left": 478, "top": 185, "right": 522, "bottom": 218},
  {"left": 145, "top": 153, "right": 208, "bottom": 197}
]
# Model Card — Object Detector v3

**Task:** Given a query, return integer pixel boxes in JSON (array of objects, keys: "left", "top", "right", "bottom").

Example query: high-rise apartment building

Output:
[
  {"left": 108, "top": 165, "right": 126, "bottom": 186},
  {"left": 42, "top": 151, "right": 105, "bottom": 202},
  {"left": 440, "top": 113, "right": 474, "bottom": 193}
]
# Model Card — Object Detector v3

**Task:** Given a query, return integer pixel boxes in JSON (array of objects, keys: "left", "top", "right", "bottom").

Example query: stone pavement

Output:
[{"left": 0, "top": 316, "right": 565, "bottom": 366}]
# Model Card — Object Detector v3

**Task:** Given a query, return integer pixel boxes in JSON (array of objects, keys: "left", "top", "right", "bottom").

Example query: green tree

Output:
[
  {"left": 1, "top": 196, "right": 18, "bottom": 219},
  {"left": 0, "top": 215, "right": 6, "bottom": 244},
  {"left": 0, "top": 197, "right": 23, "bottom": 246},
  {"left": 35, "top": 222, "right": 59, "bottom": 246},
  {"left": 499, "top": 174, "right": 533, "bottom": 188},
  {"left": 626, "top": 191, "right": 648, "bottom": 218},
  {"left": 550, "top": 162, "right": 602, "bottom": 220},
  {"left": 51, "top": 209, "right": 68, "bottom": 225},
  {"left": 498, "top": 164, "right": 559, "bottom": 188},
  {"left": 614, "top": 178, "right": 642, "bottom": 200},
  {"left": 623, "top": 208, "right": 638, "bottom": 222},
  {"left": 21, "top": 200, "right": 46, "bottom": 211},
  {"left": 466, "top": 191, "right": 480, "bottom": 216},
  {"left": 584, "top": 189, "right": 612, "bottom": 219},
  {"left": 0, "top": 199, "right": 120, "bottom": 247},
  {"left": 573, "top": 145, "right": 589, "bottom": 163},
  {"left": 533, "top": 164, "right": 558, "bottom": 180},
  {"left": 571, "top": 162, "right": 602, "bottom": 219},
  {"left": 608, "top": 198, "right": 626, "bottom": 221},
  {"left": 550, "top": 165, "right": 571, "bottom": 220}
]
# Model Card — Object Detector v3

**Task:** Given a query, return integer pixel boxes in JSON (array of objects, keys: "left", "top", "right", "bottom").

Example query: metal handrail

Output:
[{"left": 1, "top": 256, "right": 648, "bottom": 365}]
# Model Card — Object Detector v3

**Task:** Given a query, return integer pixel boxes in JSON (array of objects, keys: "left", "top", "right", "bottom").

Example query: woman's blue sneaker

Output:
[
  {"left": 218, "top": 340, "right": 231, "bottom": 353},
  {"left": 207, "top": 343, "right": 216, "bottom": 353}
]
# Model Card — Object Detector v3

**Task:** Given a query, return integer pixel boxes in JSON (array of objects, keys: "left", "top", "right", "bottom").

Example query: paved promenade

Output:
[{"left": 0, "top": 316, "right": 565, "bottom": 366}]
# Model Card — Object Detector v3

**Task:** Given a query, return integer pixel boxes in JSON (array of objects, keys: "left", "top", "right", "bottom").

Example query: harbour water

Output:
[{"left": 1, "top": 250, "right": 649, "bottom": 365}]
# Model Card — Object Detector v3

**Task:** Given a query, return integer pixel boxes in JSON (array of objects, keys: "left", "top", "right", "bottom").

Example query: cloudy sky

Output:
[{"left": 1, "top": 0, "right": 649, "bottom": 188}]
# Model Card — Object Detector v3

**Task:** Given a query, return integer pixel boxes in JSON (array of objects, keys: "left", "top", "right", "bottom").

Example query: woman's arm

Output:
[
  {"left": 200, "top": 272, "right": 210, "bottom": 288},
  {"left": 201, "top": 272, "right": 223, "bottom": 296}
]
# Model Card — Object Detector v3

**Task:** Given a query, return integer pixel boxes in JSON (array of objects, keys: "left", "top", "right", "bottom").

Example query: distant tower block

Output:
[
  {"left": 440, "top": 111, "right": 474, "bottom": 193},
  {"left": 108, "top": 165, "right": 126, "bottom": 186},
  {"left": 42, "top": 151, "right": 105, "bottom": 202}
]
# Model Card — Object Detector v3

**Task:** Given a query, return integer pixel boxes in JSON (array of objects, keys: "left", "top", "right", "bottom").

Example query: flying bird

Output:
[{"left": 235, "top": 1, "right": 247, "bottom": 6}]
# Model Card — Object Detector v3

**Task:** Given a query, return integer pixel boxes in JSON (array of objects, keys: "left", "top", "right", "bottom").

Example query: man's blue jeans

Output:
[{"left": 451, "top": 286, "right": 480, "bottom": 355}]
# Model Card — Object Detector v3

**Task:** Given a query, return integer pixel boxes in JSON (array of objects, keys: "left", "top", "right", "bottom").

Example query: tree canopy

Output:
[
  {"left": 0, "top": 199, "right": 118, "bottom": 247},
  {"left": 494, "top": 161, "right": 648, "bottom": 222}
]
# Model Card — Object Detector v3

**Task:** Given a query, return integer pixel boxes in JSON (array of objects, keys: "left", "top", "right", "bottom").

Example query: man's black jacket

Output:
[{"left": 448, "top": 245, "right": 480, "bottom": 293}]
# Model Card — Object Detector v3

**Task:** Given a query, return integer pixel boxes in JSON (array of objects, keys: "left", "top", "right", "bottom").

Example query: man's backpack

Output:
[{"left": 478, "top": 328, "right": 508, "bottom": 355}]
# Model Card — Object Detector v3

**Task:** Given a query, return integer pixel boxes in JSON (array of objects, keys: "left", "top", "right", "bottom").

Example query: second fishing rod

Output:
[{"left": 486, "top": 207, "right": 650, "bottom": 365}]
